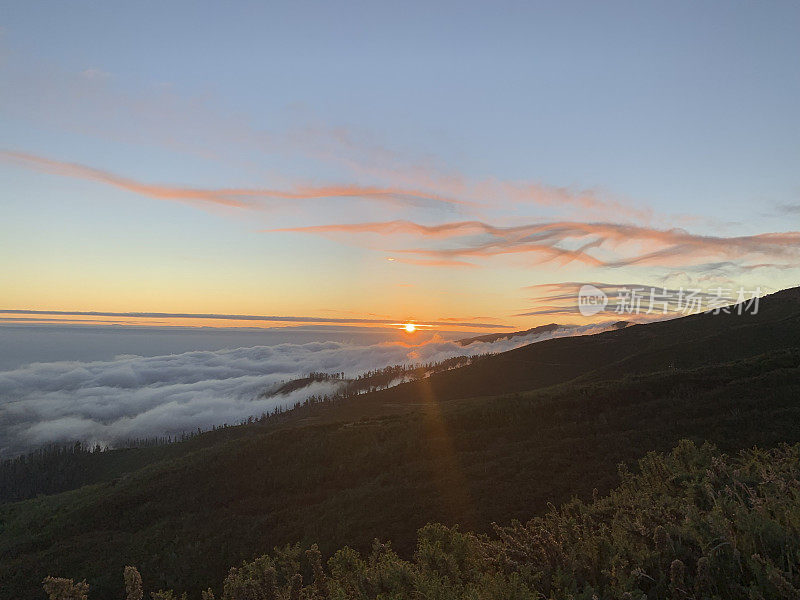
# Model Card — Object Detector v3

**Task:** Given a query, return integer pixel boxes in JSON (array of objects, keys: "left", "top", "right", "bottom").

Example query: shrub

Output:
[{"left": 44, "top": 441, "right": 800, "bottom": 600}]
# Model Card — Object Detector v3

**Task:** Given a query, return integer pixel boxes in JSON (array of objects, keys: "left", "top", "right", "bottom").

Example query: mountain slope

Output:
[
  {"left": 4, "top": 288, "right": 796, "bottom": 505},
  {"left": 456, "top": 320, "right": 628, "bottom": 345},
  {"left": 1, "top": 287, "right": 799, "bottom": 599},
  {"left": 42, "top": 440, "right": 800, "bottom": 600},
  {"left": 369, "top": 287, "right": 800, "bottom": 404},
  {"left": 456, "top": 322, "right": 562, "bottom": 345}
]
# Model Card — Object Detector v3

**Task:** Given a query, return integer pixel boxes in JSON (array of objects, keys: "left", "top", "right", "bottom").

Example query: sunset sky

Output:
[{"left": 2, "top": 1, "right": 799, "bottom": 332}]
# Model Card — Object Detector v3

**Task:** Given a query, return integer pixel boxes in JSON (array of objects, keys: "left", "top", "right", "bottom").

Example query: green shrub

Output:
[
  {"left": 41, "top": 577, "right": 89, "bottom": 600},
  {"left": 45, "top": 441, "right": 800, "bottom": 599}
]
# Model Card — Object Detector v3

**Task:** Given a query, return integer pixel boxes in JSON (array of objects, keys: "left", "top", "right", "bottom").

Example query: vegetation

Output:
[
  {"left": 2, "top": 288, "right": 799, "bottom": 598},
  {"left": 2, "top": 347, "right": 799, "bottom": 598},
  {"left": 268, "top": 355, "right": 479, "bottom": 398},
  {"left": 3, "top": 288, "right": 798, "bottom": 506},
  {"left": 0, "top": 357, "right": 479, "bottom": 504},
  {"left": 39, "top": 440, "right": 800, "bottom": 599}
]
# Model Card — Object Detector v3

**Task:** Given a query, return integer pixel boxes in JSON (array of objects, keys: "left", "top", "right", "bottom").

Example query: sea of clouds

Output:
[{"left": 0, "top": 324, "right": 618, "bottom": 456}]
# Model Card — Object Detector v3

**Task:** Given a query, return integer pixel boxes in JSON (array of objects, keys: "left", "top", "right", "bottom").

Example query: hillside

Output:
[
  {"left": 5, "top": 288, "right": 798, "bottom": 505},
  {"left": 456, "top": 320, "right": 629, "bottom": 345},
  {"left": 366, "top": 287, "right": 800, "bottom": 405},
  {"left": 456, "top": 322, "right": 562, "bottom": 345},
  {"left": 40, "top": 440, "right": 800, "bottom": 600},
  {"left": 1, "top": 288, "right": 799, "bottom": 598}
]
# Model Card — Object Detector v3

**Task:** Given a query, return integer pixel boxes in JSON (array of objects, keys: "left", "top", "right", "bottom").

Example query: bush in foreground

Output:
[{"left": 45, "top": 440, "right": 800, "bottom": 599}]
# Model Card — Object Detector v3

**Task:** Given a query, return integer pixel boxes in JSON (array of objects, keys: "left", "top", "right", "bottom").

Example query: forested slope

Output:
[
  {"left": 1, "top": 288, "right": 799, "bottom": 598},
  {"left": 38, "top": 440, "right": 800, "bottom": 600}
]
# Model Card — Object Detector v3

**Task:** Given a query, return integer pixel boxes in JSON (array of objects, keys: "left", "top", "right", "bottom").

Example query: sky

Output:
[{"left": 1, "top": 1, "right": 799, "bottom": 333}]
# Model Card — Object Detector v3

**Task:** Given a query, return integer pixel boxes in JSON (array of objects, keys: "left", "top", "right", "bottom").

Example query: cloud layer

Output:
[{"left": 0, "top": 325, "right": 617, "bottom": 457}]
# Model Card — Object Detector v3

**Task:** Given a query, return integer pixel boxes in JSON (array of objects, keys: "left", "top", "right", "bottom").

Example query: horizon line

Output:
[{"left": 0, "top": 309, "right": 513, "bottom": 330}]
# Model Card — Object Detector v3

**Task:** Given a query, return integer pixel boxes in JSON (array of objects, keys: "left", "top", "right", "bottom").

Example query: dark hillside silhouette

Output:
[{"left": 1, "top": 287, "right": 798, "bottom": 598}]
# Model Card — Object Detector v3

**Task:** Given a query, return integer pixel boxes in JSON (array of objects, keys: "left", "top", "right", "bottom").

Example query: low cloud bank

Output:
[{"left": 0, "top": 323, "right": 619, "bottom": 456}]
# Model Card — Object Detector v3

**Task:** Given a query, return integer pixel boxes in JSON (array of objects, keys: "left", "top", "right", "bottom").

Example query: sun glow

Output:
[{"left": 404, "top": 323, "right": 416, "bottom": 333}]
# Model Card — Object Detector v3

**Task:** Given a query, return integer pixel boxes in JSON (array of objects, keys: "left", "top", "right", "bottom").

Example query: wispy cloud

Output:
[
  {"left": 337, "top": 157, "right": 654, "bottom": 221},
  {"left": 778, "top": 203, "right": 800, "bottom": 215},
  {"left": 1, "top": 148, "right": 674, "bottom": 233},
  {"left": 276, "top": 219, "right": 800, "bottom": 269},
  {"left": 0, "top": 54, "right": 656, "bottom": 222},
  {"left": 0, "top": 150, "right": 471, "bottom": 212},
  {"left": 390, "top": 257, "right": 480, "bottom": 268}
]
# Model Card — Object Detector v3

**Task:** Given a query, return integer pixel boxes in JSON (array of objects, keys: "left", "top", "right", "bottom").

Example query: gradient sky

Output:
[{"left": 1, "top": 1, "right": 799, "bottom": 331}]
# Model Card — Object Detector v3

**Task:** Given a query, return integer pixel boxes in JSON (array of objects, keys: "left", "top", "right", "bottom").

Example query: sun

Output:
[{"left": 403, "top": 323, "right": 416, "bottom": 333}]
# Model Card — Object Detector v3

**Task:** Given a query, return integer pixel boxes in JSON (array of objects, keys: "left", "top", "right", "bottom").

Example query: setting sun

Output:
[{"left": 403, "top": 323, "right": 416, "bottom": 333}]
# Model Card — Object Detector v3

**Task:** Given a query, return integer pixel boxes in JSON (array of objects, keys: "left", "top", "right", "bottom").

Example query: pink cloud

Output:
[
  {"left": 275, "top": 219, "right": 800, "bottom": 269},
  {"left": 0, "top": 150, "right": 470, "bottom": 211}
]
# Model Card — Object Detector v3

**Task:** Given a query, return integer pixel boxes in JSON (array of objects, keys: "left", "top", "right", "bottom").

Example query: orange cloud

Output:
[
  {"left": 0, "top": 150, "right": 471, "bottom": 211},
  {"left": 1, "top": 56, "right": 659, "bottom": 223},
  {"left": 391, "top": 257, "right": 480, "bottom": 268},
  {"left": 1, "top": 148, "right": 659, "bottom": 223},
  {"left": 275, "top": 219, "right": 800, "bottom": 269},
  {"left": 317, "top": 135, "right": 655, "bottom": 221}
]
